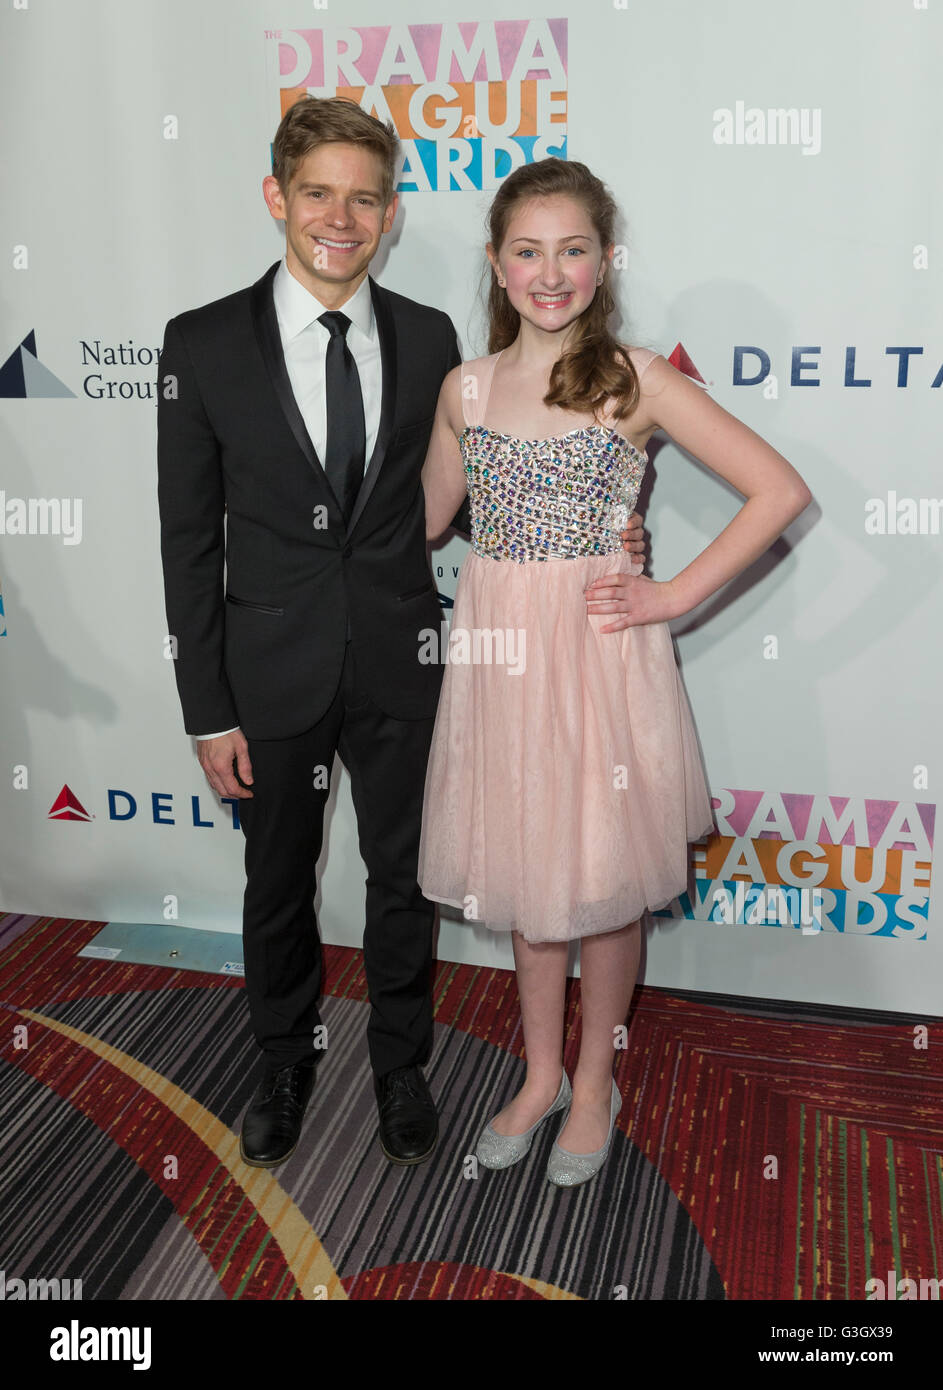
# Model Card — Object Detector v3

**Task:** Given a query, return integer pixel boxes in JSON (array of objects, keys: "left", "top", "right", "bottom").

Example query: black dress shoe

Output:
[
  {"left": 239, "top": 1058, "right": 318, "bottom": 1168},
  {"left": 374, "top": 1065, "right": 438, "bottom": 1165}
]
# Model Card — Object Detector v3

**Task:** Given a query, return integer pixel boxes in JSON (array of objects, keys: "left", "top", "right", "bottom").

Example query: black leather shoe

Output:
[
  {"left": 239, "top": 1058, "right": 318, "bottom": 1168},
  {"left": 374, "top": 1065, "right": 438, "bottom": 1165}
]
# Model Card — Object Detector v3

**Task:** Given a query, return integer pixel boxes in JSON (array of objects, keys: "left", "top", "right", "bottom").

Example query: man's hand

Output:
[
  {"left": 620, "top": 509, "right": 646, "bottom": 563},
  {"left": 196, "top": 729, "right": 254, "bottom": 799}
]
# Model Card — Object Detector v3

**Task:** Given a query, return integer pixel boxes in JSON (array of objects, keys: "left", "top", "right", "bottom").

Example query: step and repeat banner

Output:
[{"left": 0, "top": 0, "right": 938, "bottom": 1012}]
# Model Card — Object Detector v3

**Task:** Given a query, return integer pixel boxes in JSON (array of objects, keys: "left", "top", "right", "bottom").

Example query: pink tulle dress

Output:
[{"left": 417, "top": 347, "right": 714, "bottom": 943}]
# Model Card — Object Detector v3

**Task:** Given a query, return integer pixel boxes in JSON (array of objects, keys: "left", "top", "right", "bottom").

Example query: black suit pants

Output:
[{"left": 238, "top": 639, "right": 437, "bottom": 1076}]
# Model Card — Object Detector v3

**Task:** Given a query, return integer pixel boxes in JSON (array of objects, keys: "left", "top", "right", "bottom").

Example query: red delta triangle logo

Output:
[
  {"left": 48, "top": 785, "right": 93, "bottom": 822},
  {"left": 668, "top": 343, "right": 708, "bottom": 388}
]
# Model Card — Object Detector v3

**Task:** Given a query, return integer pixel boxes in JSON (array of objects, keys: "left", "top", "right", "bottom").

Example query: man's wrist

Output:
[{"left": 196, "top": 726, "right": 239, "bottom": 740}]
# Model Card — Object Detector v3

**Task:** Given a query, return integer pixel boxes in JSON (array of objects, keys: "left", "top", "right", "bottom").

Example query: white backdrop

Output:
[{"left": 1, "top": 0, "right": 939, "bottom": 1013}]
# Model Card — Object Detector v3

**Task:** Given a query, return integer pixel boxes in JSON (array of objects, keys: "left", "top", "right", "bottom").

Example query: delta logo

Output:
[
  {"left": 48, "top": 786, "right": 93, "bottom": 823},
  {"left": 732, "top": 344, "right": 941, "bottom": 391},
  {"left": 47, "top": 784, "right": 243, "bottom": 830},
  {"left": 668, "top": 341, "right": 939, "bottom": 392},
  {"left": 668, "top": 343, "right": 708, "bottom": 388}
]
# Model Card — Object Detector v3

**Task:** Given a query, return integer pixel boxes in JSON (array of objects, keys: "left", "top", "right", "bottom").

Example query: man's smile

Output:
[{"left": 313, "top": 235, "right": 361, "bottom": 253}]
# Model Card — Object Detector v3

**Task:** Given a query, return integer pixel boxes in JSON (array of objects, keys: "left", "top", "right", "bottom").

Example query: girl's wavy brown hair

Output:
[{"left": 485, "top": 158, "right": 639, "bottom": 422}]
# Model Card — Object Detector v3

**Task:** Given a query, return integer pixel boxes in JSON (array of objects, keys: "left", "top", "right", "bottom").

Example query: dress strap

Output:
[
  {"left": 597, "top": 347, "right": 661, "bottom": 427},
  {"left": 460, "top": 351, "right": 502, "bottom": 429},
  {"left": 630, "top": 346, "right": 660, "bottom": 382}
]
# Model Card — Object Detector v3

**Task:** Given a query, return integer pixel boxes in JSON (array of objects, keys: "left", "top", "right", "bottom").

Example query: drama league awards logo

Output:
[
  {"left": 268, "top": 18, "right": 568, "bottom": 191},
  {"left": 655, "top": 789, "right": 934, "bottom": 940}
]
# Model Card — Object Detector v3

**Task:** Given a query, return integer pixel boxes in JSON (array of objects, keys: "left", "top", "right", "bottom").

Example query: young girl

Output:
[{"left": 418, "top": 159, "right": 811, "bottom": 1187}]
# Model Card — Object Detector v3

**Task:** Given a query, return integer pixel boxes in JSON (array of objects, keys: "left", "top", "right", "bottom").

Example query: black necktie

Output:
[{"left": 318, "top": 310, "right": 366, "bottom": 525}]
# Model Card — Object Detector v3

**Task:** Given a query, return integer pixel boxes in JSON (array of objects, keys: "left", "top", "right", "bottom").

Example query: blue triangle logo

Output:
[{"left": 0, "top": 332, "right": 75, "bottom": 398}]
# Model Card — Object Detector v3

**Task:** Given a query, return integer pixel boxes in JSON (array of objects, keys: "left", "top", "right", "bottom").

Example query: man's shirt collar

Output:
[{"left": 273, "top": 258, "right": 374, "bottom": 340}]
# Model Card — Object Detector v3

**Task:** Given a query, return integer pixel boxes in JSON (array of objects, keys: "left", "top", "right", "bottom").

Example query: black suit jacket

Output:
[{"left": 157, "top": 261, "right": 469, "bottom": 740}]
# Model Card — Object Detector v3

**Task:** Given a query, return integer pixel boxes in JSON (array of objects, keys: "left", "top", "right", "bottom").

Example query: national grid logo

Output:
[{"left": 0, "top": 329, "right": 163, "bottom": 403}]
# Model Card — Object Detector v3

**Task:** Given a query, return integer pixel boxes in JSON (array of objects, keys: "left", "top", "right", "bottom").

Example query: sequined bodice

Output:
[{"left": 461, "top": 424, "right": 647, "bottom": 563}]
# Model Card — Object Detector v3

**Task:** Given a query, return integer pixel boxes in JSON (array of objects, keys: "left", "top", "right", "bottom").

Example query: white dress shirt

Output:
[{"left": 197, "top": 259, "right": 382, "bottom": 740}]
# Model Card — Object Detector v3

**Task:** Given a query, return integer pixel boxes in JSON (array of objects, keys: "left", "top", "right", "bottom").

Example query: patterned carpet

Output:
[{"left": 0, "top": 911, "right": 940, "bottom": 1301}]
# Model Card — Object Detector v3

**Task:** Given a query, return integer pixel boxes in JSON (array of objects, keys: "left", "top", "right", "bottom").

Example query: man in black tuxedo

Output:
[{"left": 157, "top": 97, "right": 644, "bottom": 1170}]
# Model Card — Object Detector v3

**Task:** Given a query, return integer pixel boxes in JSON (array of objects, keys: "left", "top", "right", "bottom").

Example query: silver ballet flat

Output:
[
  {"left": 546, "top": 1078, "right": 622, "bottom": 1187},
  {"left": 475, "top": 1071, "right": 572, "bottom": 1170}
]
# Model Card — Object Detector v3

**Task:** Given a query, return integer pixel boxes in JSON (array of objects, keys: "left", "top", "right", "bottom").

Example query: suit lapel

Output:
[
  {"left": 249, "top": 263, "right": 398, "bottom": 540},
  {"left": 345, "top": 275, "right": 397, "bottom": 538},
  {"left": 250, "top": 262, "right": 345, "bottom": 528}
]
